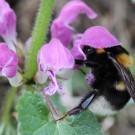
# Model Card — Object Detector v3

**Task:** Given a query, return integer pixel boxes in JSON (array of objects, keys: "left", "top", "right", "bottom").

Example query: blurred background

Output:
[{"left": 1, "top": 0, "right": 135, "bottom": 135}]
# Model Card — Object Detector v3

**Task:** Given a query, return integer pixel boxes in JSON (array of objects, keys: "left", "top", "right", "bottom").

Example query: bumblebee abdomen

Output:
[
  {"left": 104, "top": 89, "right": 130, "bottom": 110},
  {"left": 89, "top": 90, "right": 130, "bottom": 115},
  {"left": 89, "top": 95, "right": 117, "bottom": 116}
]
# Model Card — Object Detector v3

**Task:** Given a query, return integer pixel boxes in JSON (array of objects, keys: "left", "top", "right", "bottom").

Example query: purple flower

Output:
[
  {"left": 0, "top": 0, "right": 17, "bottom": 52},
  {"left": 72, "top": 26, "right": 121, "bottom": 60},
  {"left": 37, "top": 38, "right": 74, "bottom": 96},
  {"left": 0, "top": 43, "right": 18, "bottom": 78},
  {"left": 85, "top": 72, "right": 95, "bottom": 85},
  {"left": 51, "top": 0, "right": 97, "bottom": 47},
  {"left": 80, "top": 26, "right": 121, "bottom": 49}
]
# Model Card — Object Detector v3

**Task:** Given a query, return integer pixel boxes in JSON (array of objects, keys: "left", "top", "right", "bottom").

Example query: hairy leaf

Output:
[{"left": 18, "top": 91, "right": 103, "bottom": 135}]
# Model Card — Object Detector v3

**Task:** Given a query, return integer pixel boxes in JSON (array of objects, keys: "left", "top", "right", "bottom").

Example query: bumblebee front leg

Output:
[
  {"left": 75, "top": 59, "right": 99, "bottom": 67},
  {"left": 57, "top": 91, "right": 97, "bottom": 121}
]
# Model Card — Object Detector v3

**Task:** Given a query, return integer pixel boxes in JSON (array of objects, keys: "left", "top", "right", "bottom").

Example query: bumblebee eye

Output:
[
  {"left": 83, "top": 46, "right": 95, "bottom": 55},
  {"left": 87, "top": 48, "right": 93, "bottom": 52}
]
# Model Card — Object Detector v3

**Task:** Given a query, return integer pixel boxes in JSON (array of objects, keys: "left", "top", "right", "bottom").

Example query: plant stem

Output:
[
  {"left": 25, "top": 0, "right": 55, "bottom": 80},
  {"left": 2, "top": 88, "right": 18, "bottom": 124},
  {"left": 41, "top": 92, "right": 59, "bottom": 120},
  {"left": 45, "top": 95, "right": 59, "bottom": 119}
]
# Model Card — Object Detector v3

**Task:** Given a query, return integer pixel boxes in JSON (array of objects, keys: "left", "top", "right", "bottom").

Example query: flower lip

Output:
[{"left": 80, "top": 26, "right": 121, "bottom": 49}]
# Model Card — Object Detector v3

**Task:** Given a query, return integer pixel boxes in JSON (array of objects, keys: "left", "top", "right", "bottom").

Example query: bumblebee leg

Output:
[
  {"left": 68, "top": 91, "right": 97, "bottom": 116},
  {"left": 75, "top": 59, "right": 85, "bottom": 65},
  {"left": 56, "top": 91, "right": 98, "bottom": 121},
  {"left": 84, "top": 60, "right": 99, "bottom": 67},
  {"left": 75, "top": 59, "right": 99, "bottom": 67}
]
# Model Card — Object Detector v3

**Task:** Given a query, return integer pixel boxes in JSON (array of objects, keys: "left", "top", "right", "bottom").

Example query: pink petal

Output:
[
  {"left": 0, "top": 43, "right": 18, "bottom": 78},
  {"left": 51, "top": 22, "right": 73, "bottom": 47},
  {"left": 71, "top": 34, "right": 85, "bottom": 60},
  {"left": 2, "top": 65, "right": 17, "bottom": 78},
  {"left": 80, "top": 26, "right": 121, "bottom": 49},
  {"left": 43, "top": 70, "right": 64, "bottom": 96},
  {"left": 43, "top": 83, "right": 57, "bottom": 96},
  {"left": 57, "top": 83, "right": 65, "bottom": 95},
  {"left": 59, "top": 0, "right": 97, "bottom": 23},
  {"left": 0, "top": 0, "right": 17, "bottom": 49},
  {"left": 85, "top": 72, "right": 95, "bottom": 85},
  {"left": 38, "top": 38, "right": 74, "bottom": 71},
  {"left": 51, "top": 0, "right": 97, "bottom": 47}
]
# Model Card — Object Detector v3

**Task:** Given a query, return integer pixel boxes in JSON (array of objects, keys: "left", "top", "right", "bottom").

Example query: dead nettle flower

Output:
[
  {"left": 0, "top": 43, "right": 18, "bottom": 78},
  {"left": 0, "top": 0, "right": 17, "bottom": 52},
  {"left": 37, "top": 38, "right": 74, "bottom": 96},
  {"left": 51, "top": 0, "right": 97, "bottom": 47},
  {"left": 71, "top": 26, "right": 121, "bottom": 60}
]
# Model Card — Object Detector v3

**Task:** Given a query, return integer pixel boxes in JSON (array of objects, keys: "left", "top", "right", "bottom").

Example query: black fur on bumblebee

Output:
[{"left": 57, "top": 45, "right": 135, "bottom": 121}]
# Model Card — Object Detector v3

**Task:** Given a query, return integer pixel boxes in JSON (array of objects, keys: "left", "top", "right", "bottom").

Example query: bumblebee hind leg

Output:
[
  {"left": 68, "top": 91, "right": 97, "bottom": 116},
  {"left": 57, "top": 91, "right": 97, "bottom": 121}
]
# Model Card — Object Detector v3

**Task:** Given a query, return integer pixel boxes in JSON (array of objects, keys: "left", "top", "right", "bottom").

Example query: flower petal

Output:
[
  {"left": 2, "top": 65, "right": 17, "bottom": 78},
  {"left": 51, "top": 22, "right": 73, "bottom": 47},
  {"left": 71, "top": 34, "right": 85, "bottom": 60},
  {"left": 43, "top": 70, "right": 65, "bottom": 96},
  {"left": 35, "top": 71, "right": 48, "bottom": 84},
  {"left": 43, "top": 70, "right": 58, "bottom": 96},
  {"left": 0, "top": 43, "right": 18, "bottom": 78},
  {"left": 8, "top": 72, "right": 23, "bottom": 87},
  {"left": 51, "top": 0, "right": 97, "bottom": 46},
  {"left": 80, "top": 26, "right": 121, "bottom": 49},
  {"left": 0, "top": 0, "right": 17, "bottom": 51},
  {"left": 38, "top": 38, "right": 74, "bottom": 71},
  {"left": 57, "top": 83, "right": 65, "bottom": 95},
  {"left": 59, "top": 0, "right": 97, "bottom": 22},
  {"left": 43, "top": 83, "right": 57, "bottom": 96},
  {"left": 85, "top": 72, "right": 95, "bottom": 85}
]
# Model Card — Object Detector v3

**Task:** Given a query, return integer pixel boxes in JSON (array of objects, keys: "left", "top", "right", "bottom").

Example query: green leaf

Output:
[
  {"left": 69, "top": 111, "right": 103, "bottom": 135},
  {"left": 53, "top": 111, "right": 103, "bottom": 135},
  {"left": 18, "top": 92, "right": 103, "bottom": 135},
  {"left": 18, "top": 91, "right": 49, "bottom": 135}
]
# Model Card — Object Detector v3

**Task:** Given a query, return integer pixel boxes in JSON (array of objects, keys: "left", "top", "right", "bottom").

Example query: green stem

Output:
[
  {"left": 2, "top": 88, "right": 18, "bottom": 124},
  {"left": 25, "top": 0, "right": 55, "bottom": 80}
]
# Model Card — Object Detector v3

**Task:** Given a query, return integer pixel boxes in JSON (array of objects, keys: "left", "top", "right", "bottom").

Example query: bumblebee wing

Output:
[{"left": 108, "top": 54, "right": 135, "bottom": 102}]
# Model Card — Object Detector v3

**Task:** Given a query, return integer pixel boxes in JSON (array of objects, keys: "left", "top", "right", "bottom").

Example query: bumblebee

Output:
[{"left": 59, "top": 44, "right": 135, "bottom": 119}]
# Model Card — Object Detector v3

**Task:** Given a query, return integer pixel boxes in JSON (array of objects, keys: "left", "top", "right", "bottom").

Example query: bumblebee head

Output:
[
  {"left": 81, "top": 45, "right": 109, "bottom": 66},
  {"left": 82, "top": 45, "right": 95, "bottom": 55},
  {"left": 82, "top": 45, "right": 106, "bottom": 55}
]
